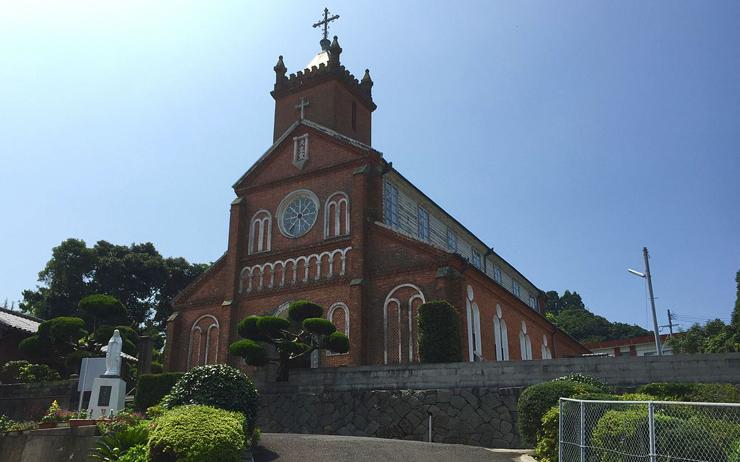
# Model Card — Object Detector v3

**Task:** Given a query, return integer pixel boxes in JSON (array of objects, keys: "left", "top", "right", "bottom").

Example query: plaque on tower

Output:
[{"left": 293, "top": 134, "right": 309, "bottom": 169}]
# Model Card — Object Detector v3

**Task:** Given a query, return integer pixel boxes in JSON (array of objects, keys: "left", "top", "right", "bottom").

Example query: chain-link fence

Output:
[{"left": 559, "top": 398, "right": 740, "bottom": 462}]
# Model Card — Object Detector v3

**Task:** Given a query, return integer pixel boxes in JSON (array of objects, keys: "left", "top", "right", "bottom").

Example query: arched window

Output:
[
  {"left": 327, "top": 302, "right": 350, "bottom": 356},
  {"left": 541, "top": 334, "right": 552, "bottom": 359},
  {"left": 465, "top": 285, "right": 482, "bottom": 361},
  {"left": 493, "top": 304, "right": 510, "bottom": 361},
  {"left": 383, "top": 284, "right": 425, "bottom": 365},
  {"left": 324, "top": 192, "right": 350, "bottom": 238},
  {"left": 188, "top": 315, "right": 220, "bottom": 370},
  {"left": 519, "top": 320, "right": 533, "bottom": 360},
  {"left": 248, "top": 210, "right": 272, "bottom": 254}
]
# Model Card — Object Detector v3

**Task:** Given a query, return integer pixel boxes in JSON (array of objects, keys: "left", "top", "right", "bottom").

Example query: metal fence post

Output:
[
  {"left": 648, "top": 402, "right": 656, "bottom": 462},
  {"left": 558, "top": 399, "right": 563, "bottom": 462},
  {"left": 579, "top": 400, "right": 585, "bottom": 462}
]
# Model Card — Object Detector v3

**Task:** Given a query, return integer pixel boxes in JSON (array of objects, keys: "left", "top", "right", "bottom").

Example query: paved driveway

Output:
[{"left": 253, "top": 433, "right": 534, "bottom": 462}]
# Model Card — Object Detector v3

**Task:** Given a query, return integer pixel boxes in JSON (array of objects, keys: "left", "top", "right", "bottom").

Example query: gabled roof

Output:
[
  {"left": 0, "top": 307, "right": 41, "bottom": 333},
  {"left": 170, "top": 253, "right": 227, "bottom": 306},
  {"left": 232, "top": 118, "right": 376, "bottom": 189}
]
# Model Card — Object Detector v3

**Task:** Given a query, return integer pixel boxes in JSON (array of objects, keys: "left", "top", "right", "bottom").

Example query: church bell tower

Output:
[{"left": 270, "top": 8, "right": 376, "bottom": 145}]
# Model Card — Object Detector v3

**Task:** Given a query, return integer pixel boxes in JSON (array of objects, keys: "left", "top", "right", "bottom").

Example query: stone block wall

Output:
[
  {"left": 0, "top": 380, "right": 78, "bottom": 421},
  {"left": 258, "top": 387, "right": 523, "bottom": 448}
]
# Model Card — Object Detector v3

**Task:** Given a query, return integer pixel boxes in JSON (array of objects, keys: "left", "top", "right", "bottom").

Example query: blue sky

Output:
[{"left": 1, "top": 1, "right": 738, "bottom": 332}]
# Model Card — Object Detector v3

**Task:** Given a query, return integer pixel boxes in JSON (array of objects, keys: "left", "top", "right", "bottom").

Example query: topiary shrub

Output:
[
  {"left": 148, "top": 405, "right": 245, "bottom": 462},
  {"left": 162, "top": 364, "right": 259, "bottom": 431},
  {"left": 638, "top": 382, "right": 740, "bottom": 403},
  {"left": 417, "top": 300, "right": 462, "bottom": 363},
  {"left": 591, "top": 408, "right": 727, "bottom": 462},
  {"left": 0, "top": 360, "right": 61, "bottom": 384},
  {"left": 134, "top": 372, "right": 184, "bottom": 411},
  {"left": 230, "top": 300, "right": 348, "bottom": 381},
  {"left": 517, "top": 379, "right": 602, "bottom": 446}
]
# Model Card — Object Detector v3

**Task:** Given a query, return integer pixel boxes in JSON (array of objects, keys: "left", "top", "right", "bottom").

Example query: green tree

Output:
[
  {"left": 417, "top": 300, "right": 462, "bottom": 363},
  {"left": 78, "top": 294, "right": 128, "bottom": 331},
  {"left": 229, "top": 300, "right": 349, "bottom": 382},
  {"left": 20, "top": 238, "right": 207, "bottom": 329},
  {"left": 668, "top": 269, "right": 740, "bottom": 354},
  {"left": 544, "top": 290, "right": 648, "bottom": 343}
]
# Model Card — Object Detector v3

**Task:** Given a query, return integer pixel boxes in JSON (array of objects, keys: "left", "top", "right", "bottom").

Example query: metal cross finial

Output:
[
  {"left": 295, "top": 97, "right": 309, "bottom": 119},
  {"left": 312, "top": 7, "right": 340, "bottom": 41}
]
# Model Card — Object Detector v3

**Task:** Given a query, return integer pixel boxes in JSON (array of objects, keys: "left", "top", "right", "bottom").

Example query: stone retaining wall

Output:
[
  {"left": 0, "top": 380, "right": 78, "bottom": 421},
  {"left": 0, "top": 426, "right": 98, "bottom": 462},
  {"left": 258, "top": 387, "right": 523, "bottom": 448}
]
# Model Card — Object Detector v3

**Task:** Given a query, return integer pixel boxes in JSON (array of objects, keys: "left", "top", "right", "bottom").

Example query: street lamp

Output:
[{"left": 628, "top": 247, "right": 662, "bottom": 356}]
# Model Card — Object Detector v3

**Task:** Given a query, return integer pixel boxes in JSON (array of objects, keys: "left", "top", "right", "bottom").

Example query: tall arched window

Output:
[
  {"left": 188, "top": 314, "right": 220, "bottom": 370},
  {"left": 541, "top": 334, "right": 552, "bottom": 359},
  {"left": 465, "top": 285, "right": 482, "bottom": 361},
  {"left": 383, "top": 284, "right": 425, "bottom": 365},
  {"left": 519, "top": 320, "right": 533, "bottom": 360},
  {"left": 324, "top": 192, "right": 350, "bottom": 238},
  {"left": 249, "top": 210, "right": 272, "bottom": 254},
  {"left": 493, "top": 304, "right": 510, "bottom": 361}
]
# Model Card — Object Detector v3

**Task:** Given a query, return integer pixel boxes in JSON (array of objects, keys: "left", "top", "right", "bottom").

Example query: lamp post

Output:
[{"left": 628, "top": 247, "right": 662, "bottom": 356}]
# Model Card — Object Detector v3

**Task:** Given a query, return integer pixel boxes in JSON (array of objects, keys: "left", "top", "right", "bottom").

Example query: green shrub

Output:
[
  {"left": 303, "top": 318, "right": 336, "bottom": 335},
  {"left": 256, "top": 316, "right": 290, "bottom": 337},
  {"left": 553, "top": 373, "right": 610, "bottom": 392},
  {"left": 533, "top": 406, "right": 559, "bottom": 462},
  {"left": 730, "top": 440, "right": 740, "bottom": 462},
  {"left": 288, "top": 300, "right": 323, "bottom": 323},
  {"left": 148, "top": 405, "right": 245, "bottom": 462},
  {"left": 1, "top": 360, "right": 60, "bottom": 383},
  {"left": 162, "top": 364, "right": 259, "bottom": 431},
  {"left": 638, "top": 382, "right": 740, "bottom": 403},
  {"left": 237, "top": 316, "right": 263, "bottom": 340},
  {"left": 134, "top": 372, "right": 184, "bottom": 411},
  {"left": 92, "top": 423, "right": 149, "bottom": 461},
  {"left": 118, "top": 444, "right": 147, "bottom": 462},
  {"left": 417, "top": 300, "right": 462, "bottom": 363},
  {"left": 324, "top": 331, "right": 350, "bottom": 354},
  {"left": 229, "top": 339, "right": 269, "bottom": 366},
  {"left": 517, "top": 379, "right": 602, "bottom": 446},
  {"left": 592, "top": 408, "right": 727, "bottom": 462}
]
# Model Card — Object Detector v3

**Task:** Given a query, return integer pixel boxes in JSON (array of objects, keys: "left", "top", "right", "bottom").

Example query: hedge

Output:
[
  {"left": 134, "top": 373, "right": 183, "bottom": 411},
  {"left": 592, "top": 408, "right": 727, "bottom": 462},
  {"left": 162, "top": 364, "right": 259, "bottom": 431},
  {"left": 517, "top": 379, "right": 602, "bottom": 446},
  {"left": 638, "top": 382, "right": 740, "bottom": 403},
  {"left": 148, "top": 405, "right": 245, "bottom": 462},
  {"left": 417, "top": 300, "right": 462, "bottom": 363}
]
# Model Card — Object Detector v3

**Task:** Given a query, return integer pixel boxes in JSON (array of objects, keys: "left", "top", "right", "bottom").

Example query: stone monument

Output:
[{"left": 88, "top": 329, "right": 127, "bottom": 418}]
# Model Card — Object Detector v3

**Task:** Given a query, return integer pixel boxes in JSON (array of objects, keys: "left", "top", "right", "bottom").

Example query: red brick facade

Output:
[{"left": 165, "top": 38, "right": 588, "bottom": 373}]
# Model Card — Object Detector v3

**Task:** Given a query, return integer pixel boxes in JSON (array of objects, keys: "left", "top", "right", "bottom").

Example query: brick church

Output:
[{"left": 164, "top": 22, "right": 588, "bottom": 373}]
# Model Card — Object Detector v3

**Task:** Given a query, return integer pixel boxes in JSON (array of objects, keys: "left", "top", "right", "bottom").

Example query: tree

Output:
[
  {"left": 78, "top": 294, "right": 128, "bottom": 332},
  {"left": 20, "top": 238, "right": 208, "bottom": 329},
  {"left": 417, "top": 300, "right": 462, "bottom": 363},
  {"left": 544, "top": 290, "right": 649, "bottom": 343},
  {"left": 668, "top": 270, "right": 740, "bottom": 354},
  {"left": 229, "top": 300, "right": 349, "bottom": 381}
]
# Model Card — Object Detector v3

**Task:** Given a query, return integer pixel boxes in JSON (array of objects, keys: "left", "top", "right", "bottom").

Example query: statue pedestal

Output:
[{"left": 87, "top": 376, "right": 126, "bottom": 419}]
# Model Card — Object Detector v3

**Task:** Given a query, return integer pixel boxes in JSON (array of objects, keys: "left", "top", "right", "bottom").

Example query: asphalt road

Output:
[{"left": 253, "top": 433, "right": 534, "bottom": 462}]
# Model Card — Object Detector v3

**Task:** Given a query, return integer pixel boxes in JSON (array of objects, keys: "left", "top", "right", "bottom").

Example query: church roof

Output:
[
  {"left": 232, "top": 118, "right": 377, "bottom": 190},
  {"left": 305, "top": 50, "right": 330, "bottom": 70},
  {"left": 0, "top": 307, "right": 41, "bottom": 333}
]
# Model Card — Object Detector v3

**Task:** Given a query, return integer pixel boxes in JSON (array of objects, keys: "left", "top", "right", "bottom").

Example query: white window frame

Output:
[
  {"left": 471, "top": 251, "right": 482, "bottom": 269},
  {"left": 493, "top": 266, "right": 502, "bottom": 283},
  {"left": 512, "top": 279, "right": 521, "bottom": 297},
  {"left": 493, "top": 304, "right": 509, "bottom": 361}
]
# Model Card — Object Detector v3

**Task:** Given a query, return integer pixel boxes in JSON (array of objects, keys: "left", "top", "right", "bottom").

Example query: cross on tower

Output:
[
  {"left": 312, "top": 7, "right": 340, "bottom": 41},
  {"left": 295, "top": 97, "right": 309, "bottom": 120}
]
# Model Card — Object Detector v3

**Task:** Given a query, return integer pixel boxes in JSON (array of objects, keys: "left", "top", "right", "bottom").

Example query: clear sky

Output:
[{"left": 1, "top": 1, "right": 738, "bottom": 332}]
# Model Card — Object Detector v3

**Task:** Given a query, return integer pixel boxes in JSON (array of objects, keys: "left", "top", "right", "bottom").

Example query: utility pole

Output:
[
  {"left": 666, "top": 309, "right": 674, "bottom": 336},
  {"left": 643, "top": 247, "right": 662, "bottom": 356}
]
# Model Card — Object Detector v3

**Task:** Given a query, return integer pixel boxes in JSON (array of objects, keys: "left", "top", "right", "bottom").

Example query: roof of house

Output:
[
  {"left": 583, "top": 333, "right": 673, "bottom": 350},
  {"left": 0, "top": 307, "right": 42, "bottom": 334}
]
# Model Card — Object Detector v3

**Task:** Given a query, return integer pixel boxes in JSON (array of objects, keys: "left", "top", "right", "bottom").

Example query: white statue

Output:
[{"left": 104, "top": 329, "right": 123, "bottom": 376}]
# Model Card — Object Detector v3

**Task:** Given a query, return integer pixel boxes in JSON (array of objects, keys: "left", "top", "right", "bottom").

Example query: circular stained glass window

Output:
[{"left": 278, "top": 190, "right": 319, "bottom": 238}]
